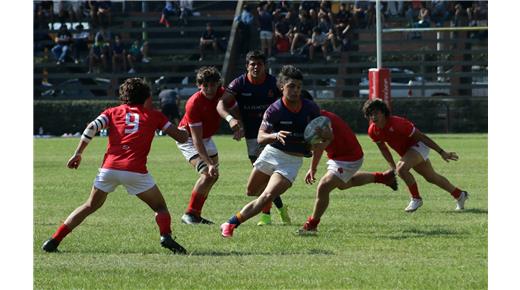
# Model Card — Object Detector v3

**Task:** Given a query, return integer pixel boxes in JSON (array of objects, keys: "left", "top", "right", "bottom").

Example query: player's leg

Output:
[
  {"left": 136, "top": 185, "right": 187, "bottom": 254},
  {"left": 177, "top": 138, "right": 218, "bottom": 224},
  {"left": 182, "top": 154, "right": 219, "bottom": 224},
  {"left": 221, "top": 173, "right": 292, "bottom": 237},
  {"left": 397, "top": 148, "right": 426, "bottom": 212},
  {"left": 299, "top": 172, "right": 341, "bottom": 235},
  {"left": 413, "top": 159, "right": 469, "bottom": 210},
  {"left": 42, "top": 186, "right": 109, "bottom": 252}
]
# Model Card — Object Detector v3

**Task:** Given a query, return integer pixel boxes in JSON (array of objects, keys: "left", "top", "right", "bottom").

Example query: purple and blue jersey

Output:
[
  {"left": 260, "top": 98, "right": 320, "bottom": 156},
  {"left": 226, "top": 74, "right": 281, "bottom": 139}
]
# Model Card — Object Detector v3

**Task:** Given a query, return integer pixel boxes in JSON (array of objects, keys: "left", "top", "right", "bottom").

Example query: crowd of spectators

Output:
[
  {"left": 233, "top": 1, "right": 488, "bottom": 62},
  {"left": 35, "top": 0, "right": 152, "bottom": 76}
]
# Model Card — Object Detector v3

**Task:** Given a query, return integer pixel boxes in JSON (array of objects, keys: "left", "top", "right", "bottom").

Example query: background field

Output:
[{"left": 34, "top": 134, "right": 487, "bottom": 289}]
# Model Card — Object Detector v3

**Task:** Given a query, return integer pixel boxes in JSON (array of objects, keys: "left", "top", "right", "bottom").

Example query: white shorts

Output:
[
  {"left": 176, "top": 137, "right": 218, "bottom": 161},
  {"left": 246, "top": 138, "right": 265, "bottom": 159},
  {"left": 94, "top": 168, "right": 156, "bottom": 195},
  {"left": 327, "top": 158, "right": 364, "bottom": 183},
  {"left": 410, "top": 141, "right": 430, "bottom": 161},
  {"left": 253, "top": 145, "right": 303, "bottom": 183},
  {"left": 260, "top": 30, "right": 273, "bottom": 40}
]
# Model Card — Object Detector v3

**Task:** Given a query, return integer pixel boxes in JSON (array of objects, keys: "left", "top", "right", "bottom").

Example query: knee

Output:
[
  {"left": 201, "top": 173, "right": 218, "bottom": 184},
  {"left": 395, "top": 162, "right": 409, "bottom": 177}
]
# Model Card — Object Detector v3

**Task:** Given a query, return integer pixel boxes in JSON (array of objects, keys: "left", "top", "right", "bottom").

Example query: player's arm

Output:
[
  {"left": 68, "top": 114, "right": 108, "bottom": 169},
  {"left": 190, "top": 125, "right": 218, "bottom": 177},
  {"left": 376, "top": 141, "right": 397, "bottom": 171},
  {"left": 305, "top": 145, "right": 326, "bottom": 185},
  {"left": 257, "top": 128, "right": 291, "bottom": 146},
  {"left": 411, "top": 130, "right": 458, "bottom": 162},
  {"left": 163, "top": 124, "right": 188, "bottom": 143},
  {"left": 216, "top": 90, "right": 240, "bottom": 128}
]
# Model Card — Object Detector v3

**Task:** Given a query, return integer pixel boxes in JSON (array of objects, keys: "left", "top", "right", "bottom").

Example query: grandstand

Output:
[{"left": 34, "top": 1, "right": 487, "bottom": 135}]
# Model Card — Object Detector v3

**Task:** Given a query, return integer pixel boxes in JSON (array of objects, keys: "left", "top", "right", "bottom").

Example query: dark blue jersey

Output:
[
  {"left": 226, "top": 74, "right": 281, "bottom": 139},
  {"left": 260, "top": 98, "right": 320, "bottom": 156}
]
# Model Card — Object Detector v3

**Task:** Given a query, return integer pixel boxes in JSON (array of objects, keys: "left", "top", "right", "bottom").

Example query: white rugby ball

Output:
[{"left": 304, "top": 116, "right": 331, "bottom": 144}]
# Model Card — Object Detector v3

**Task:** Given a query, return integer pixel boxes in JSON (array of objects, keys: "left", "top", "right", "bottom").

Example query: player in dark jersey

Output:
[
  {"left": 217, "top": 50, "right": 291, "bottom": 226},
  {"left": 363, "top": 98, "right": 469, "bottom": 212},
  {"left": 220, "top": 65, "right": 325, "bottom": 237},
  {"left": 42, "top": 78, "right": 189, "bottom": 254},
  {"left": 298, "top": 109, "right": 398, "bottom": 235}
]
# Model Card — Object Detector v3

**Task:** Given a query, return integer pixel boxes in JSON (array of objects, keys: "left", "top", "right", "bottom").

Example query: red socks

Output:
[
  {"left": 374, "top": 172, "right": 385, "bottom": 183},
  {"left": 187, "top": 191, "right": 207, "bottom": 217},
  {"left": 408, "top": 182, "right": 422, "bottom": 199},
  {"left": 155, "top": 211, "right": 172, "bottom": 236},
  {"left": 52, "top": 223, "right": 71, "bottom": 242},
  {"left": 306, "top": 216, "right": 320, "bottom": 229},
  {"left": 451, "top": 188, "right": 462, "bottom": 199}
]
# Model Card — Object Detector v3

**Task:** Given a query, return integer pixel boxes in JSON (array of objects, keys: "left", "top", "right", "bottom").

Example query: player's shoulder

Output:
[{"left": 390, "top": 115, "right": 413, "bottom": 126}]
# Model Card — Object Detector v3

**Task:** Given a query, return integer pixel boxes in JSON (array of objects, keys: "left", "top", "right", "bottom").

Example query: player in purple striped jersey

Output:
[
  {"left": 220, "top": 65, "right": 327, "bottom": 237},
  {"left": 217, "top": 50, "right": 291, "bottom": 226}
]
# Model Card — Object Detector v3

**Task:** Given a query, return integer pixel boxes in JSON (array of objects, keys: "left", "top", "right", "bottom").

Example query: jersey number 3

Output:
[{"left": 125, "top": 113, "right": 140, "bottom": 134}]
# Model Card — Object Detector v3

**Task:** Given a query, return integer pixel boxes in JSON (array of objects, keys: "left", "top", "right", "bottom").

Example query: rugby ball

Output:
[{"left": 304, "top": 116, "right": 331, "bottom": 144}]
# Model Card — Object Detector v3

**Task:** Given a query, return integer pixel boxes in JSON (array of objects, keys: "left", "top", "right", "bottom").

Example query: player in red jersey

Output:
[
  {"left": 42, "top": 78, "right": 189, "bottom": 254},
  {"left": 176, "top": 66, "right": 224, "bottom": 225},
  {"left": 363, "top": 98, "right": 469, "bottom": 212},
  {"left": 298, "top": 109, "right": 397, "bottom": 235}
]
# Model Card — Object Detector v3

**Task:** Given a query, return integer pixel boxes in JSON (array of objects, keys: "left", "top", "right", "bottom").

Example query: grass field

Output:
[{"left": 34, "top": 134, "right": 487, "bottom": 289}]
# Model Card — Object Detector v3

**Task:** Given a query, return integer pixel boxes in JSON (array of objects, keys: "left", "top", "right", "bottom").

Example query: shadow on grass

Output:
[
  {"left": 189, "top": 248, "right": 334, "bottom": 256},
  {"left": 385, "top": 228, "right": 465, "bottom": 240},
  {"left": 442, "top": 208, "right": 488, "bottom": 215}
]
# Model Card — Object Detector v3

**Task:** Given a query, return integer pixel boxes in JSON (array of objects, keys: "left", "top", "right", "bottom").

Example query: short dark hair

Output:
[
  {"left": 196, "top": 66, "right": 222, "bottom": 85},
  {"left": 362, "top": 98, "right": 391, "bottom": 119},
  {"left": 277, "top": 65, "right": 303, "bottom": 88},
  {"left": 119, "top": 78, "right": 151, "bottom": 105},
  {"left": 246, "top": 50, "right": 266, "bottom": 64}
]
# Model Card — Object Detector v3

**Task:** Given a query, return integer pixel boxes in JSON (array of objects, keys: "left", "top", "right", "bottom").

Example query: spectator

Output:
[
  {"left": 308, "top": 26, "right": 330, "bottom": 61},
  {"left": 353, "top": 0, "right": 369, "bottom": 28},
  {"left": 199, "top": 22, "right": 218, "bottom": 61},
  {"left": 88, "top": 35, "right": 108, "bottom": 73},
  {"left": 71, "top": 23, "right": 90, "bottom": 64},
  {"left": 52, "top": 0, "right": 68, "bottom": 24},
  {"left": 111, "top": 34, "right": 126, "bottom": 73},
  {"left": 257, "top": 3, "right": 275, "bottom": 58},
  {"left": 35, "top": 1, "right": 53, "bottom": 29},
  {"left": 89, "top": 1, "right": 112, "bottom": 28},
  {"left": 158, "top": 85, "right": 181, "bottom": 125},
  {"left": 160, "top": 1, "right": 179, "bottom": 28},
  {"left": 291, "top": 11, "right": 313, "bottom": 55},
  {"left": 430, "top": 0, "right": 449, "bottom": 27},
  {"left": 273, "top": 11, "right": 291, "bottom": 55},
  {"left": 179, "top": 0, "right": 193, "bottom": 34},
  {"left": 126, "top": 39, "right": 150, "bottom": 73},
  {"left": 68, "top": 0, "right": 85, "bottom": 22},
  {"left": 236, "top": 4, "right": 255, "bottom": 54},
  {"left": 51, "top": 24, "right": 72, "bottom": 65},
  {"left": 385, "top": 0, "right": 404, "bottom": 18}
]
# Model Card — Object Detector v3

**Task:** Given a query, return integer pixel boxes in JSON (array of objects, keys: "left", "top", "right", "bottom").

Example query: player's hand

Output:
[
  {"left": 305, "top": 168, "right": 317, "bottom": 185},
  {"left": 440, "top": 150, "right": 459, "bottom": 162},
  {"left": 233, "top": 127, "right": 244, "bottom": 141},
  {"left": 207, "top": 164, "right": 219, "bottom": 177},
  {"left": 275, "top": 130, "right": 291, "bottom": 145},
  {"left": 229, "top": 118, "right": 240, "bottom": 131},
  {"left": 315, "top": 126, "right": 332, "bottom": 142},
  {"left": 67, "top": 154, "right": 82, "bottom": 169}
]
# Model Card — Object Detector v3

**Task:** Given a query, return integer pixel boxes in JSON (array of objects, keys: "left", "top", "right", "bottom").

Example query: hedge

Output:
[{"left": 34, "top": 98, "right": 487, "bottom": 135}]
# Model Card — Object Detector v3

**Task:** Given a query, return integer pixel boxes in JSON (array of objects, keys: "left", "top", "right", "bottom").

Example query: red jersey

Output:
[
  {"left": 322, "top": 110, "right": 364, "bottom": 161},
  {"left": 179, "top": 87, "right": 224, "bottom": 139},
  {"left": 368, "top": 115, "right": 417, "bottom": 156},
  {"left": 101, "top": 104, "right": 171, "bottom": 173}
]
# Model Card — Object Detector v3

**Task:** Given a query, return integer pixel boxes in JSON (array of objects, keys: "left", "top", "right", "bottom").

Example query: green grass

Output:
[{"left": 34, "top": 134, "right": 488, "bottom": 289}]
